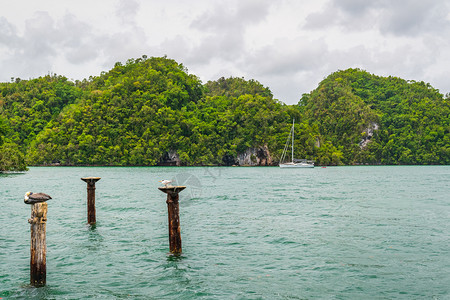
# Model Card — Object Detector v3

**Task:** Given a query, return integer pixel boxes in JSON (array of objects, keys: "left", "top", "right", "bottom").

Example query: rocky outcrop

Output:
[
  {"left": 222, "top": 154, "right": 237, "bottom": 166},
  {"left": 315, "top": 137, "right": 321, "bottom": 148},
  {"left": 159, "top": 146, "right": 273, "bottom": 166},
  {"left": 359, "top": 122, "right": 379, "bottom": 149},
  {"left": 158, "top": 150, "right": 181, "bottom": 166},
  {"left": 236, "top": 145, "right": 273, "bottom": 166}
]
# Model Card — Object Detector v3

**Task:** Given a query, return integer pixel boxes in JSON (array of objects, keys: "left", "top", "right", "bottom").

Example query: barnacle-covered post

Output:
[
  {"left": 158, "top": 186, "right": 186, "bottom": 255},
  {"left": 24, "top": 192, "right": 52, "bottom": 287},
  {"left": 81, "top": 177, "right": 101, "bottom": 225}
]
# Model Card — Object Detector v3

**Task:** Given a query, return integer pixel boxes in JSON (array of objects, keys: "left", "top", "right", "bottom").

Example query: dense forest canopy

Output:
[
  {"left": 300, "top": 69, "right": 450, "bottom": 164},
  {"left": 0, "top": 56, "right": 449, "bottom": 170},
  {"left": 0, "top": 115, "right": 28, "bottom": 172}
]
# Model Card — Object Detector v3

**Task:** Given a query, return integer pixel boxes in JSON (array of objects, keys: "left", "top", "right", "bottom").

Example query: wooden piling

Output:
[
  {"left": 158, "top": 186, "right": 186, "bottom": 255},
  {"left": 81, "top": 177, "right": 101, "bottom": 225},
  {"left": 28, "top": 202, "right": 48, "bottom": 287}
]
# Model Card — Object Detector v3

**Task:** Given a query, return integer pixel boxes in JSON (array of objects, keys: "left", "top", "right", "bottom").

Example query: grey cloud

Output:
[
  {"left": 116, "top": 0, "right": 140, "bottom": 25},
  {"left": 192, "top": 0, "right": 271, "bottom": 31},
  {"left": 56, "top": 14, "right": 100, "bottom": 64},
  {"left": 2, "top": 0, "right": 448, "bottom": 103},
  {"left": 333, "top": 0, "right": 381, "bottom": 15},
  {"left": 2, "top": 11, "right": 59, "bottom": 78},
  {"left": 304, "top": 1, "right": 378, "bottom": 30},
  {"left": 23, "top": 12, "right": 58, "bottom": 58},
  {"left": 322, "top": 42, "right": 438, "bottom": 86},
  {"left": 0, "top": 9, "right": 151, "bottom": 80},
  {"left": 248, "top": 37, "right": 441, "bottom": 103},
  {"left": 0, "top": 11, "right": 99, "bottom": 77},
  {"left": 0, "top": 17, "right": 19, "bottom": 46},
  {"left": 261, "top": 77, "right": 305, "bottom": 102},
  {"left": 189, "top": 0, "right": 273, "bottom": 62},
  {"left": 379, "top": 1, "right": 450, "bottom": 36},
  {"left": 160, "top": 32, "right": 243, "bottom": 73},
  {"left": 247, "top": 38, "right": 328, "bottom": 77},
  {"left": 305, "top": 0, "right": 450, "bottom": 36},
  {"left": 65, "top": 45, "right": 99, "bottom": 65},
  {"left": 98, "top": 31, "right": 149, "bottom": 63},
  {"left": 221, "top": 37, "right": 331, "bottom": 103},
  {"left": 157, "top": 35, "right": 190, "bottom": 60},
  {"left": 234, "top": 0, "right": 272, "bottom": 24},
  {"left": 58, "top": 14, "right": 91, "bottom": 47},
  {"left": 304, "top": 9, "right": 338, "bottom": 29}
]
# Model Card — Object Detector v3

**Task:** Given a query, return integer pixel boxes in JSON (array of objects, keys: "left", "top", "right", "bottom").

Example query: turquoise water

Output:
[{"left": 1, "top": 166, "right": 449, "bottom": 299}]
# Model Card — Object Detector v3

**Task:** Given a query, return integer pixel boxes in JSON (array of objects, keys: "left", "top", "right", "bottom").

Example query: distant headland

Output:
[{"left": 1, "top": 56, "right": 449, "bottom": 171}]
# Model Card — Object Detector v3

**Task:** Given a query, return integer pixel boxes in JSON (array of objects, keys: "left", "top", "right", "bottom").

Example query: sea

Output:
[{"left": 1, "top": 166, "right": 449, "bottom": 299}]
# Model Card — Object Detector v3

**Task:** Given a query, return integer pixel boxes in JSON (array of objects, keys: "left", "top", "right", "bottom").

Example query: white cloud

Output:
[
  {"left": 0, "top": 0, "right": 449, "bottom": 103},
  {"left": 116, "top": 0, "right": 140, "bottom": 25}
]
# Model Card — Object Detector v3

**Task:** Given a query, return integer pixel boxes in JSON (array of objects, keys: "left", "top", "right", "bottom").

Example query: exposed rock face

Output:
[
  {"left": 236, "top": 145, "right": 273, "bottom": 166},
  {"left": 158, "top": 150, "right": 181, "bottom": 166},
  {"left": 161, "top": 146, "right": 273, "bottom": 166},
  {"left": 222, "top": 154, "right": 237, "bottom": 166},
  {"left": 359, "top": 122, "right": 379, "bottom": 149}
]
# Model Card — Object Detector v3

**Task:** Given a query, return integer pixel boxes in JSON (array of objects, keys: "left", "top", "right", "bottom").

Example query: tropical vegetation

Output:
[{"left": 0, "top": 56, "right": 448, "bottom": 170}]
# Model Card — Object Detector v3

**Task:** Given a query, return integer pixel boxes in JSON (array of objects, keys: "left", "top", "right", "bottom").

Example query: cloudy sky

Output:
[{"left": 1, "top": 0, "right": 449, "bottom": 104}]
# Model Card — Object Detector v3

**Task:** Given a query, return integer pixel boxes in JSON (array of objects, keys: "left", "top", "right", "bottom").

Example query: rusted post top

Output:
[
  {"left": 81, "top": 177, "right": 101, "bottom": 184},
  {"left": 158, "top": 186, "right": 186, "bottom": 195},
  {"left": 81, "top": 177, "right": 101, "bottom": 187}
]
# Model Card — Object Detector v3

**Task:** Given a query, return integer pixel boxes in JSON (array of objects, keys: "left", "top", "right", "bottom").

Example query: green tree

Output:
[
  {"left": 0, "top": 141, "right": 28, "bottom": 171},
  {"left": 0, "top": 116, "right": 6, "bottom": 146},
  {"left": 3, "top": 58, "right": 449, "bottom": 167},
  {"left": 299, "top": 68, "right": 450, "bottom": 165}
]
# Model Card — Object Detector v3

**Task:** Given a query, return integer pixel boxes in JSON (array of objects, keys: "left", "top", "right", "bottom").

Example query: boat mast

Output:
[{"left": 291, "top": 119, "right": 294, "bottom": 163}]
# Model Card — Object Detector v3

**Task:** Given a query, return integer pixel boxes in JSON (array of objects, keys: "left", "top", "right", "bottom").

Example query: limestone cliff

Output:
[
  {"left": 236, "top": 145, "right": 273, "bottom": 166},
  {"left": 158, "top": 150, "right": 181, "bottom": 166},
  {"left": 359, "top": 122, "right": 379, "bottom": 149},
  {"left": 160, "top": 146, "right": 273, "bottom": 166}
]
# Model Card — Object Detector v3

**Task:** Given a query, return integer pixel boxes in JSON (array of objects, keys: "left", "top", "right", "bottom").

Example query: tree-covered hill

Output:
[
  {"left": 0, "top": 75, "right": 80, "bottom": 171},
  {"left": 25, "top": 57, "right": 202, "bottom": 165},
  {"left": 0, "top": 57, "right": 449, "bottom": 169},
  {"left": 25, "top": 57, "right": 303, "bottom": 166},
  {"left": 300, "top": 68, "right": 450, "bottom": 164},
  {"left": 0, "top": 75, "right": 81, "bottom": 147},
  {"left": 1, "top": 114, "right": 27, "bottom": 171}
]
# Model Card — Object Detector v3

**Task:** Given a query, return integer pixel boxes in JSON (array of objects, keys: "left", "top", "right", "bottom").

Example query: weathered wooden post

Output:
[
  {"left": 81, "top": 177, "right": 101, "bottom": 225},
  {"left": 24, "top": 192, "right": 52, "bottom": 287},
  {"left": 158, "top": 185, "right": 186, "bottom": 255}
]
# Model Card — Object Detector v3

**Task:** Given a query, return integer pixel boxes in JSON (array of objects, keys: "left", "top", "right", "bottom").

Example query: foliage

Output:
[
  {"left": 0, "top": 75, "right": 81, "bottom": 148},
  {"left": 1, "top": 58, "right": 449, "bottom": 167},
  {"left": 0, "top": 116, "right": 6, "bottom": 146},
  {"left": 26, "top": 58, "right": 305, "bottom": 166},
  {"left": 0, "top": 114, "right": 28, "bottom": 171},
  {"left": 204, "top": 76, "right": 273, "bottom": 98},
  {"left": 300, "top": 68, "right": 450, "bottom": 164},
  {"left": 0, "top": 141, "right": 28, "bottom": 172}
]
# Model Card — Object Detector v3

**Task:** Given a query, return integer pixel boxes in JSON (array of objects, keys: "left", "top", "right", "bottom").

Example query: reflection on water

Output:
[
  {"left": 0, "top": 171, "right": 26, "bottom": 178},
  {"left": 85, "top": 224, "right": 104, "bottom": 252},
  {"left": 0, "top": 166, "right": 449, "bottom": 299}
]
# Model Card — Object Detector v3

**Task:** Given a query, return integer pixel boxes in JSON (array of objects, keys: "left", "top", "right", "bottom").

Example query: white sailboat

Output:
[{"left": 279, "top": 119, "right": 314, "bottom": 168}]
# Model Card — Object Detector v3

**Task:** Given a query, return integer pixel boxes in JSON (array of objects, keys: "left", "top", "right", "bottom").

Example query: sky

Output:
[{"left": 1, "top": 0, "right": 449, "bottom": 104}]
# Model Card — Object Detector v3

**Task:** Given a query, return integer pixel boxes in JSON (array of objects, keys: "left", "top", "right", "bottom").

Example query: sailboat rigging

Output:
[{"left": 279, "top": 119, "right": 314, "bottom": 168}]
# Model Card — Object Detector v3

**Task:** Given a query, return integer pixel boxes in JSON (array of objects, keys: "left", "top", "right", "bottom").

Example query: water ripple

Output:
[{"left": 1, "top": 166, "right": 449, "bottom": 299}]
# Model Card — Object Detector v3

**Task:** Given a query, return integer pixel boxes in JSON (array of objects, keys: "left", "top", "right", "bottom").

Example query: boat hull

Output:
[{"left": 279, "top": 163, "right": 314, "bottom": 168}]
